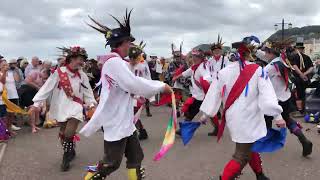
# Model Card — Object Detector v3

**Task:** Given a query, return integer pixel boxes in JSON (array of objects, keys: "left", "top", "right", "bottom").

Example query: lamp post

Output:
[{"left": 274, "top": 19, "right": 292, "bottom": 42}]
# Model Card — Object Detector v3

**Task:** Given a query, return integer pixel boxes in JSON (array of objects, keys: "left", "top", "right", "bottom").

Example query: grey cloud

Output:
[{"left": 0, "top": 0, "right": 319, "bottom": 59}]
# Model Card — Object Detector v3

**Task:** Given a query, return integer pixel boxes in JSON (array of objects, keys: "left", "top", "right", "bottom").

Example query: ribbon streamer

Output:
[
  {"left": 153, "top": 93, "right": 177, "bottom": 161},
  {"left": 2, "top": 87, "right": 28, "bottom": 114}
]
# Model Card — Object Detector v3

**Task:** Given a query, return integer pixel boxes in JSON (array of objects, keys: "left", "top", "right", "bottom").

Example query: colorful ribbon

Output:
[
  {"left": 2, "top": 87, "right": 28, "bottom": 114},
  {"left": 153, "top": 93, "right": 177, "bottom": 161}
]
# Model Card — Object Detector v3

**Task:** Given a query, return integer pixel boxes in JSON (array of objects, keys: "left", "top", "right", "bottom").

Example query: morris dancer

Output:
[
  {"left": 200, "top": 40, "right": 286, "bottom": 180},
  {"left": 128, "top": 42, "right": 151, "bottom": 140},
  {"left": 206, "top": 35, "right": 230, "bottom": 136},
  {"left": 167, "top": 42, "right": 188, "bottom": 117},
  {"left": 263, "top": 42, "right": 313, "bottom": 157},
  {"left": 32, "top": 46, "right": 96, "bottom": 171},
  {"left": 173, "top": 49, "right": 212, "bottom": 135},
  {"left": 81, "top": 9, "right": 172, "bottom": 180}
]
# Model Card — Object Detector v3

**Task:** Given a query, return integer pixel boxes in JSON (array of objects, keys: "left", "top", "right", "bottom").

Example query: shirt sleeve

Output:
[
  {"left": 106, "top": 58, "right": 166, "bottom": 98},
  {"left": 81, "top": 72, "right": 97, "bottom": 106},
  {"left": 200, "top": 74, "right": 223, "bottom": 117},
  {"left": 304, "top": 54, "right": 314, "bottom": 69},
  {"left": 182, "top": 68, "right": 193, "bottom": 78},
  {"left": 265, "top": 63, "right": 276, "bottom": 79},
  {"left": 257, "top": 67, "right": 283, "bottom": 120},
  {"left": 24, "top": 65, "right": 32, "bottom": 77},
  {"left": 33, "top": 71, "right": 59, "bottom": 103}
]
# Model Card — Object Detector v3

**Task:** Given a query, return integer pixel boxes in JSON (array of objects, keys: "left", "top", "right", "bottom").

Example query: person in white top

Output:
[
  {"left": 32, "top": 46, "right": 96, "bottom": 172},
  {"left": 0, "top": 60, "right": 21, "bottom": 133},
  {"left": 24, "top": 56, "right": 40, "bottom": 77},
  {"left": 80, "top": 9, "right": 173, "bottom": 180},
  {"left": 263, "top": 44, "right": 313, "bottom": 157},
  {"left": 127, "top": 43, "right": 152, "bottom": 140},
  {"left": 0, "top": 63, "right": 10, "bottom": 142},
  {"left": 173, "top": 49, "right": 213, "bottom": 135},
  {"left": 207, "top": 35, "right": 230, "bottom": 79},
  {"left": 167, "top": 42, "right": 188, "bottom": 117},
  {"left": 200, "top": 42, "right": 286, "bottom": 180},
  {"left": 206, "top": 35, "right": 231, "bottom": 136},
  {"left": 141, "top": 53, "right": 154, "bottom": 117}
]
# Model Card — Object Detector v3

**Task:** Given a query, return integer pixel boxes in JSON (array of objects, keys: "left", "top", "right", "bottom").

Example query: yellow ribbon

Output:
[{"left": 2, "top": 87, "right": 29, "bottom": 114}]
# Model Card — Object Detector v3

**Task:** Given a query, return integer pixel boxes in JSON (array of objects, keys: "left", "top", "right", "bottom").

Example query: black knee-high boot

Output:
[
  {"left": 145, "top": 100, "right": 152, "bottom": 117},
  {"left": 135, "top": 120, "right": 148, "bottom": 140},
  {"left": 61, "top": 137, "right": 76, "bottom": 171},
  {"left": 288, "top": 121, "right": 313, "bottom": 157}
]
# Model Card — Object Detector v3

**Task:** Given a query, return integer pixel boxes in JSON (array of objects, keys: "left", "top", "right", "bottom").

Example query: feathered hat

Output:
[
  {"left": 129, "top": 41, "right": 146, "bottom": 60},
  {"left": 237, "top": 36, "right": 260, "bottom": 62},
  {"left": 171, "top": 42, "right": 183, "bottom": 58},
  {"left": 57, "top": 46, "right": 88, "bottom": 64},
  {"left": 211, "top": 34, "right": 224, "bottom": 50},
  {"left": 264, "top": 38, "right": 294, "bottom": 56},
  {"left": 87, "top": 8, "right": 135, "bottom": 47},
  {"left": 264, "top": 38, "right": 295, "bottom": 69}
]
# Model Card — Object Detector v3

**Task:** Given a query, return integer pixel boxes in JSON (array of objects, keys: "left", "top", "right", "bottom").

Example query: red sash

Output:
[
  {"left": 192, "top": 63, "right": 210, "bottom": 94},
  {"left": 57, "top": 68, "right": 83, "bottom": 105},
  {"left": 217, "top": 64, "right": 259, "bottom": 141}
]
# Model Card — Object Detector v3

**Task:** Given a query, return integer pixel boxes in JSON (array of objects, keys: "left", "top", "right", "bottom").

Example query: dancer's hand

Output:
[
  {"left": 199, "top": 114, "right": 209, "bottom": 125},
  {"left": 163, "top": 84, "right": 173, "bottom": 94},
  {"left": 172, "top": 74, "right": 182, "bottom": 82},
  {"left": 275, "top": 119, "right": 286, "bottom": 128}
]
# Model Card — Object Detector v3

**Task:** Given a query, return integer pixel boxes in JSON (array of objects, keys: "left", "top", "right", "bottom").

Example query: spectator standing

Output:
[
  {"left": 51, "top": 57, "right": 66, "bottom": 74},
  {"left": 0, "top": 60, "right": 19, "bottom": 135},
  {"left": 25, "top": 56, "right": 40, "bottom": 77},
  {"left": 20, "top": 59, "right": 29, "bottom": 77},
  {"left": 8, "top": 59, "right": 24, "bottom": 89},
  {"left": 43, "top": 60, "right": 52, "bottom": 70},
  {"left": 148, "top": 56, "right": 159, "bottom": 80},
  {"left": 5, "top": 59, "right": 21, "bottom": 131},
  {"left": 159, "top": 57, "right": 169, "bottom": 83},
  {"left": 292, "top": 42, "right": 314, "bottom": 115},
  {"left": 0, "top": 59, "right": 10, "bottom": 141}
]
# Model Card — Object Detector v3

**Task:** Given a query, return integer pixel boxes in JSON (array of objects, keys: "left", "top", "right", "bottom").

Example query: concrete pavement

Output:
[{"left": 1, "top": 106, "right": 320, "bottom": 180}]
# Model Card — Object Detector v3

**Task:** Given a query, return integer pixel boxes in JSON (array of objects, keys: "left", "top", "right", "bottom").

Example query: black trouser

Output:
[
  {"left": 102, "top": 131, "right": 144, "bottom": 175},
  {"left": 145, "top": 99, "right": 151, "bottom": 115},
  {"left": 294, "top": 77, "right": 309, "bottom": 100},
  {"left": 265, "top": 97, "right": 301, "bottom": 134},
  {"left": 184, "top": 99, "right": 203, "bottom": 121}
]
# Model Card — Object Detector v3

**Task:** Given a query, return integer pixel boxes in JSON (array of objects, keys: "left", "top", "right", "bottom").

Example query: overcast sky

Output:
[{"left": 0, "top": 0, "right": 320, "bottom": 61}]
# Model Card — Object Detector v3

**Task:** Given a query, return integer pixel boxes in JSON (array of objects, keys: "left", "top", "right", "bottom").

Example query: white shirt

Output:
[
  {"left": 207, "top": 56, "right": 230, "bottom": 79},
  {"left": 265, "top": 57, "right": 292, "bottom": 102},
  {"left": 80, "top": 52, "right": 165, "bottom": 141},
  {"left": 200, "top": 61, "right": 283, "bottom": 143},
  {"left": 155, "top": 59, "right": 163, "bottom": 74},
  {"left": 24, "top": 64, "right": 40, "bottom": 78},
  {"left": 182, "top": 62, "right": 212, "bottom": 100},
  {"left": 128, "top": 62, "right": 151, "bottom": 80},
  {"left": 33, "top": 67, "right": 96, "bottom": 122},
  {"left": 128, "top": 62, "right": 154, "bottom": 106},
  {"left": 5, "top": 71, "right": 19, "bottom": 99}
]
